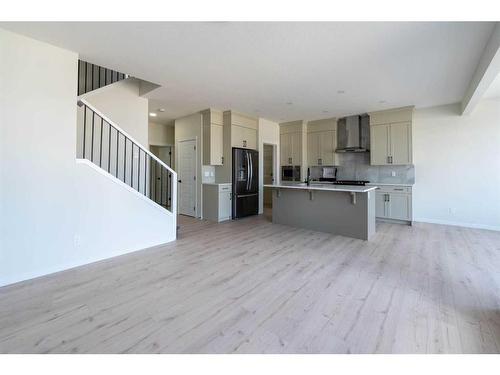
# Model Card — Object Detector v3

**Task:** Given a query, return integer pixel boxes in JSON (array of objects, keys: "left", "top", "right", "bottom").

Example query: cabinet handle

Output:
[
  {"left": 389, "top": 156, "right": 393, "bottom": 164},
  {"left": 394, "top": 188, "right": 404, "bottom": 191},
  {"left": 318, "top": 158, "right": 322, "bottom": 165},
  {"left": 243, "top": 140, "right": 247, "bottom": 148},
  {"left": 221, "top": 156, "right": 224, "bottom": 164}
]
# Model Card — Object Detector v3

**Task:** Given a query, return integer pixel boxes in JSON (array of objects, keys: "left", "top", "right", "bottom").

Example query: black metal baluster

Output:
[
  {"left": 91, "top": 63, "right": 94, "bottom": 92},
  {"left": 160, "top": 166, "right": 164, "bottom": 206},
  {"left": 124, "top": 136, "right": 127, "bottom": 183},
  {"left": 108, "top": 122, "right": 111, "bottom": 173},
  {"left": 99, "top": 117, "right": 103, "bottom": 167},
  {"left": 98, "top": 66, "right": 101, "bottom": 89},
  {"left": 138, "top": 149, "right": 141, "bottom": 193},
  {"left": 149, "top": 157, "right": 153, "bottom": 199},
  {"left": 91, "top": 111, "right": 95, "bottom": 162},
  {"left": 82, "top": 105, "right": 86, "bottom": 158},
  {"left": 144, "top": 151, "right": 147, "bottom": 196},
  {"left": 84, "top": 61, "right": 87, "bottom": 94},
  {"left": 131, "top": 144, "right": 134, "bottom": 189},
  {"left": 115, "top": 127, "right": 119, "bottom": 178}
]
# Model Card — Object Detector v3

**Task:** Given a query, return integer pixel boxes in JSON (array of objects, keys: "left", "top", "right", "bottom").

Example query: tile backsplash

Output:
[{"left": 310, "top": 153, "right": 415, "bottom": 184}]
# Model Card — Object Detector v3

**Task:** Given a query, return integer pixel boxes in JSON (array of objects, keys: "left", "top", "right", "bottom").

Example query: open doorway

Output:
[
  {"left": 263, "top": 143, "right": 275, "bottom": 218},
  {"left": 150, "top": 145, "right": 173, "bottom": 209}
]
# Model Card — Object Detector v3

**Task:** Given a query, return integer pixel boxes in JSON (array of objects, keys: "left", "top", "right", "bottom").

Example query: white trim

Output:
[
  {"left": 76, "top": 159, "right": 174, "bottom": 217},
  {"left": 413, "top": 217, "right": 500, "bottom": 232}
]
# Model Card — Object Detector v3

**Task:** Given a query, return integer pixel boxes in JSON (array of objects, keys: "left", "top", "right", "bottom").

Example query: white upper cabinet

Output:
[
  {"left": 369, "top": 107, "right": 413, "bottom": 166},
  {"left": 307, "top": 118, "right": 337, "bottom": 167},
  {"left": 280, "top": 121, "right": 305, "bottom": 166},
  {"left": 228, "top": 112, "right": 258, "bottom": 150},
  {"left": 202, "top": 109, "right": 224, "bottom": 165}
]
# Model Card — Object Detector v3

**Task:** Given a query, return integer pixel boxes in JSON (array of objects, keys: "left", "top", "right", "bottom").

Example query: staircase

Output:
[{"left": 76, "top": 60, "right": 177, "bottom": 237}]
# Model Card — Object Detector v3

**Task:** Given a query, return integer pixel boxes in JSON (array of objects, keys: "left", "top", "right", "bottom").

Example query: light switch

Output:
[{"left": 391, "top": 171, "right": 396, "bottom": 177}]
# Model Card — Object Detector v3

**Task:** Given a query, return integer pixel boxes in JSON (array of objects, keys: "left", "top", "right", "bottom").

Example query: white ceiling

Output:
[
  {"left": 484, "top": 73, "right": 500, "bottom": 99},
  {"left": 1, "top": 22, "right": 495, "bottom": 123}
]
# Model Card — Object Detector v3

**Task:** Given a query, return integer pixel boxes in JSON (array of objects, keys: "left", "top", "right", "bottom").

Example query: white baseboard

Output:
[{"left": 413, "top": 217, "right": 500, "bottom": 231}]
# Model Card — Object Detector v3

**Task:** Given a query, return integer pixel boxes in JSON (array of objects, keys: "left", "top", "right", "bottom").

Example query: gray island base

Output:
[{"left": 264, "top": 184, "right": 377, "bottom": 240}]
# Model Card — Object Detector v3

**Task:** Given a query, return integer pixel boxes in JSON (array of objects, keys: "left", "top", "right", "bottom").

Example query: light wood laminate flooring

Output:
[{"left": 1, "top": 213, "right": 499, "bottom": 353}]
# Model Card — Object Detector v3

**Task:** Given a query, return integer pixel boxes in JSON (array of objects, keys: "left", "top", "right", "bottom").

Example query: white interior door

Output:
[{"left": 178, "top": 139, "right": 197, "bottom": 217}]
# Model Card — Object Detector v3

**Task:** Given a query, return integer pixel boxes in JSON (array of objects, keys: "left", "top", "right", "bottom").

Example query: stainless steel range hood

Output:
[{"left": 336, "top": 115, "right": 370, "bottom": 153}]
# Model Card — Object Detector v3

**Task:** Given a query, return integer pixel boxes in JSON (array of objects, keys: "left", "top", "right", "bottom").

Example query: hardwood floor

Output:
[{"left": 1, "top": 213, "right": 499, "bottom": 353}]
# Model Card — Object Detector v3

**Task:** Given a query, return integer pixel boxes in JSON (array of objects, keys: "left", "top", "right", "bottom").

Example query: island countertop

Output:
[{"left": 263, "top": 183, "right": 378, "bottom": 193}]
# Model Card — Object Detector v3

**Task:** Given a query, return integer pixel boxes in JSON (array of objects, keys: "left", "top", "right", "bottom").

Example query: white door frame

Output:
[{"left": 177, "top": 138, "right": 198, "bottom": 217}]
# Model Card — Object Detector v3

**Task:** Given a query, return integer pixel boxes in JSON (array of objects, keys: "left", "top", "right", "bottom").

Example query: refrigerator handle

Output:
[
  {"left": 249, "top": 152, "right": 253, "bottom": 190},
  {"left": 246, "top": 152, "right": 251, "bottom": 191}
]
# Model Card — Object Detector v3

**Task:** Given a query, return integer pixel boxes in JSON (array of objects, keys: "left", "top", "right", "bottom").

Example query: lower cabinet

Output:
[
  {"left": 374, "top": 185, "right": 412, "bottom": 223},
  {"left": 202, "top": 183, "right": 232, "bottom": 222}
]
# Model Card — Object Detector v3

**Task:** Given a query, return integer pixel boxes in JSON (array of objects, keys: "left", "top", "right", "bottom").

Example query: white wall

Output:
[
  {"left": 83, "top": 78, "right": 149, "bottom": 147},
  {"left": 149, "top": 121, "right": 174, "bottom": 146},
  {"left": 258, "top": 118, "right": 280, "bottom": 214},
  {"left": 0, "top": 29, "right": 175, "bottom": 287},
  {"left": 413, "top": 100, "right": 500, "bottom": 230},
  {"left": 175, "top": 112, "right": 203, "bottom": 218}
]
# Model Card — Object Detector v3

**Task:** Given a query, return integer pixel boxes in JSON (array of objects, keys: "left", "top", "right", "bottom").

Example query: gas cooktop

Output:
[{"left": 332, "top": 180, "right": 370, "bottom": 186}]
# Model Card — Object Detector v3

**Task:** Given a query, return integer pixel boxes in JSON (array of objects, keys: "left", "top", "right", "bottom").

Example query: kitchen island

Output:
[{"left": 263, "top": 183, "right": 378, "bottom": 240}]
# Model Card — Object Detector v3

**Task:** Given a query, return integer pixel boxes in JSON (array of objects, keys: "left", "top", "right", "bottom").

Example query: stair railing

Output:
[{"left": 77, "top": 98, "right": 177, "bottom": 226}]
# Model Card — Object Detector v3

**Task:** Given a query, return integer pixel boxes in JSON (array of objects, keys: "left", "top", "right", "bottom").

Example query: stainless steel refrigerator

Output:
[{"left": 232, "top": 147, "right": 259, "bottom": 218}]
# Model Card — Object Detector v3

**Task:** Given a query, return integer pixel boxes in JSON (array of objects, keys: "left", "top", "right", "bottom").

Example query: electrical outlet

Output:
[{"left": 391, "top": 171, "right": 396, "bottom": 177}]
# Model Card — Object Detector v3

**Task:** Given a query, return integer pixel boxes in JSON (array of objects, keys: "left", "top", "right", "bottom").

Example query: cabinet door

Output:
[
  {"left": 231, "top": 125, "right": 245, "bottom": 148},
  {"left": 390, "top": 122, "right": 411, "bottom": 165},
  {"left": 244, "top": 127, "right": 257, "bottom": 150},
  {"left": 370, "top": 124, "right": 390, "bottom": 165},
  {"left": 290, "top": 132, "right": 302, "bottom": 165},
  {"left": 375, "top": 192, "right": 388, "bottom": 218},
  {"left": 387, "top": 193, "right": 410, "bottom": 221},
  {"left": 320, "top": 130, "right": 336, "bottom": 166},
  {"left": 219, "top": 190, "right": 232, "bottom": 221},
  {"left": 307, "top": 132, "right": 319, "bottom": 166},
  {"left": 280, "top": 133, "right": 290, "bottom": 165},
  {"left": 211, "top": 124, "right": 223, "bottom": 165}
]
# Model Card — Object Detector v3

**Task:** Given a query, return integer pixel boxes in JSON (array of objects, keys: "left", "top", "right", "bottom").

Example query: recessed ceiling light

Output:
[
  {"left": 337, "top": 90, "right": 345, "bottom": 94},
  {"left": 149, "top": 112, "right": 157, "bottom": 117},
  {"left": 379, "top": 100, "right": 386, "bottom": 104},
  {"left": 158, "top": 108, "right": 166, "bottom": 112},
  {"left": 286, "top": 102, "right": 293, "bottom": 105},
  {"left": 322, "top": 110, "right": 329, "bottom": 113}
]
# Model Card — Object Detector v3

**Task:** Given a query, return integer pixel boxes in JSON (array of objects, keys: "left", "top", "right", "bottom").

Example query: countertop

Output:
[
  {"left": 366, "top": 182, "right": 414, "bottom": 187},
  {"left": 264, "top": 183, "right": 377, "bottom": 193},
  {"left": 202, "top": 182, "right": 231, "bottom": 186}
]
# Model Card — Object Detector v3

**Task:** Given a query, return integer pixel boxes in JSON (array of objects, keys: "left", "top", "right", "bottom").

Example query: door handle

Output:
[{"left": 178, "top": 179, "right": 182, "bottom": 183}]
